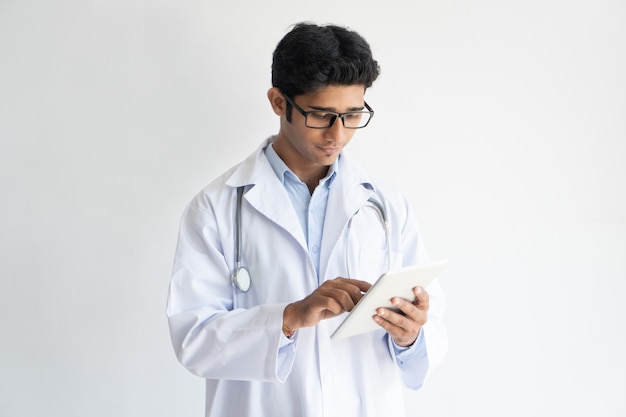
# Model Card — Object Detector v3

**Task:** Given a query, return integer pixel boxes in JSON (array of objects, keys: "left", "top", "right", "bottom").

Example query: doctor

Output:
[{"left": 167, "top": 22, "right": 447, "bottom": 417}]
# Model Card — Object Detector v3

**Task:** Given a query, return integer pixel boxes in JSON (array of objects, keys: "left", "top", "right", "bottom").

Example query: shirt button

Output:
[{"left": 312, "top": 246, "right": 319, "bottom": 253}]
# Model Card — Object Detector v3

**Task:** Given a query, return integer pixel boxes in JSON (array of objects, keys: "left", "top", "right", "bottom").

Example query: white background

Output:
[{"left": 1, "top": 1, "right": 625, "bottom": 416}]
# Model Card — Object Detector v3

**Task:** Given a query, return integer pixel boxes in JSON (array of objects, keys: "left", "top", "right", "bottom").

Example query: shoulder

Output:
[
  {"left": 340, "top": 152, "right": 411, "bottom": 210},
  {"left": 188, "top": 138, "right": 275, "bottom": 211},
  {"left": 372, "top": 178, "right": 413, "bottom": 225}
]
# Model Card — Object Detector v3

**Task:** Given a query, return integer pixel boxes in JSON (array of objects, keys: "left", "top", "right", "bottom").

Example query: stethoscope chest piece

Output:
[
  {"left": 231, "top": 266, "right": 252, "bottom": 292},
  {"left": 232, "top": 266, "right": 251, "bottom": 292}
]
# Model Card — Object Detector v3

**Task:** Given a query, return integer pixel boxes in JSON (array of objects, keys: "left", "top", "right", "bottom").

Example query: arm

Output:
[
  {"left": 375, "top": 194, "right": 448, "bottom": 389},
  {"left": 166, "top": 202, "right": 292, "bottom": 382},
  {"left": 376, "top": 279, "right": 447, "bottom": 389},
  {"left": 166, "top": 201, "right": 373, "bottom": 382}
]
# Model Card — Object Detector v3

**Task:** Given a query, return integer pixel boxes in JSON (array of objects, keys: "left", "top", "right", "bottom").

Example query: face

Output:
[{"left": 268, "top": 84, "right": 366, "bottom": 180}]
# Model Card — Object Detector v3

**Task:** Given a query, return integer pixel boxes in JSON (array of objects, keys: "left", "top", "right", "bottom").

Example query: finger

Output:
[
  {"left": 328, "top": 287, "right": 363, "bottom": 312},
  {"left": 321, "top": 297, "right": 348, "bottom": 316},
  {"left": 373, "top": 307, "right": 423, "bottom": 347},
  {"left": 390, "top": 296, "right": 420, "bottom": 320},
  {"left": 376, "top": 306, "right": 422, "bottom": 334},
  {"left": 372, "top": 311, "right": 417, "bottom": 346},
  {"left": 333, "top": 277, "right": 372, "bottom": 293},
  {"left": 306, "top": 292, "right": 348, "bottom": 319},
  {"left": 412, "top": 286, "right": 430, "bottom": 311},
  {"left": 315, "top": 285, "right": 363, "bottom": 314},
  {"left": 322, "top": 279, "right": 371, "bottom": 305}
]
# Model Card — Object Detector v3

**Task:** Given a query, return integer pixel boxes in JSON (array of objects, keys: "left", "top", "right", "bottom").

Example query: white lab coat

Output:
[{"left": 167, "top": 137, "right": 447, "bottom": 417}]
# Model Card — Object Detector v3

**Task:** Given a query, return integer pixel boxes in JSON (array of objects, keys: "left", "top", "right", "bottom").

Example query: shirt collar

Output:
[{"left": 265, "top": 142, "right": 338, "bottom": 187}]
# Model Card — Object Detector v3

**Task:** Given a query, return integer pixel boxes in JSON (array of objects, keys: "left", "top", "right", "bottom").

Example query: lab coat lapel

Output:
[
  {"left": 225, "top": 139, "right": 308, "bottom": 252},
  {"left": 245, "top": 179, "right": 308, "bottom": 251},
  {"left": 319, "top": 153, "right": 374, "bottom": 280}
]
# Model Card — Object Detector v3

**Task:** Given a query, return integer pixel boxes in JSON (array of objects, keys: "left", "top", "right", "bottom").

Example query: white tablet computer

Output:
[{"left": 331, "top": 260, "right": 447, "bottom": 340}]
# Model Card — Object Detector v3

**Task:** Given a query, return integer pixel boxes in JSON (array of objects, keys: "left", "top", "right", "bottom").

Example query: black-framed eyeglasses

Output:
[{"left": 283, "top": 94, "right": 374, "bottom": 129}]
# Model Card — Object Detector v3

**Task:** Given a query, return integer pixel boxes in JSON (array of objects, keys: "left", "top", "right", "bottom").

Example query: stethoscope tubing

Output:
[
  {"left": 231, "top": 186, "right": 251, "bottom": 292},
  {"left": 231, "top": 186, "right": 390, "bottom": 292}
]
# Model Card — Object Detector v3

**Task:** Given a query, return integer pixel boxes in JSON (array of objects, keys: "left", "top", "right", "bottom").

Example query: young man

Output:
[{"left": 167, "top": 23, "right": 447, "bottom": 417}]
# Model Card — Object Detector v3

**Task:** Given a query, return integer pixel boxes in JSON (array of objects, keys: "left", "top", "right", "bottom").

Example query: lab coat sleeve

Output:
[
  {"left": 388, "top": 195, "right": 448, "bottom": 390},
  {"left": 386, "top": 278, "right": 447, "bottom": 390},
  {"left": 389, "top": 328, "right": 428, "bottom": 389},
  {"left": 166, "top": 202, "right": 297, "bottom": 383}
]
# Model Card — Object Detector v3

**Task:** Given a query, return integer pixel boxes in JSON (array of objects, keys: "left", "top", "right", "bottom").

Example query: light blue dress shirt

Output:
[
  {"left": 264, "top": 144, "right": 336, "bottom": 279},
  {"left": 264, "top": 143, "right": 426, "bottom": 369}
]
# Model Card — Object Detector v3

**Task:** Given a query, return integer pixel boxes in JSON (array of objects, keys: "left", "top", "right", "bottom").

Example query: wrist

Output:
[
  {"left": 393, "top": 327, "right": 421, "bottom": 347},
  {"left": 282, "top": 303, "right": 300, "bottom": 338},
  {"left": 282, "top": 322, "right": 296, "bottom": 339}
]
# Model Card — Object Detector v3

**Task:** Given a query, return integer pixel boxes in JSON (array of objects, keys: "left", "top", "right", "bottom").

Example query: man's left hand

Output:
[{"left": 372, "top": 286, "right": 429, "bottom": 347}]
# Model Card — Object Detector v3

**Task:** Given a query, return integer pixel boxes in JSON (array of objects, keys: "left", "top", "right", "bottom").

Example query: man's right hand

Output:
[{"left": 282, "top": 278, "right": 372, "bottom": 333}]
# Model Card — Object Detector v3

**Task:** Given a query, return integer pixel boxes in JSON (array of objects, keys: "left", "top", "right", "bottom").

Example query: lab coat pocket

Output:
[{"left": 355, "top": 247, "right": 402, "bottom": 282}]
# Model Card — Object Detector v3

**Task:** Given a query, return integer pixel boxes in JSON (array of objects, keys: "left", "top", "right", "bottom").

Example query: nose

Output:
[{"left": 324, "top": 116, "right": 347, "bottom": 141}]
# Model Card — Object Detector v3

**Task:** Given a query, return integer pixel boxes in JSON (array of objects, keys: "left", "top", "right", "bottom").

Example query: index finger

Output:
[
  {"left": 334, "top": 278, "right": 372, "bottom": 293},
  {"left": 319, "top": 279, "right": 372, "bottom": 312}
]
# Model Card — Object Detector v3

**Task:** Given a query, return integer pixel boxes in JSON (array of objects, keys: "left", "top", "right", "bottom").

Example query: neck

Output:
[
  {"left": 299, "top": 167, "right": 329, "bottom": 194},
  {"left": 271, "top": 140, "right": 331, "bottom": 193}
]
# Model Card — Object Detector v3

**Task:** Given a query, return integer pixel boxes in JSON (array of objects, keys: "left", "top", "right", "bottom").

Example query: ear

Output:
[{"left": 267, "top": 88, "right": 286, "bottom": 116}]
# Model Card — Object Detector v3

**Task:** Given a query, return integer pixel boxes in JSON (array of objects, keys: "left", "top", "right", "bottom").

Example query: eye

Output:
[
  {"left": 344, "top": 113, "right": 363, "bottom": 120},
  {"left": 310, "top": 112, "right": 335, "bottom": 120}
]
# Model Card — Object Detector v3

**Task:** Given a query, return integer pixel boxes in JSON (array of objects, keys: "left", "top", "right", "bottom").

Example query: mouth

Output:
[{"left": 319, "top": 145, "right": 340, "bottom": 155}]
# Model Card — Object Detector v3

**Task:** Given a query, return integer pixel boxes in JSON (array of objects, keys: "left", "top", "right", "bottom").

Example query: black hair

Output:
[{"left": 271, "top": 23, "right": 380, "bottom": 121}]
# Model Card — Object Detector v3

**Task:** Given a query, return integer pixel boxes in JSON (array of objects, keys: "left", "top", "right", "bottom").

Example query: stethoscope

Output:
[
  {"left": 345, "top": 195, "right": 391, "bottom": 278},
  {"left": 232, "top": 186, "right": 252, "bottom": 292},
  {"left": 231, "top": 186, "right": 391, "bottom": 292}
]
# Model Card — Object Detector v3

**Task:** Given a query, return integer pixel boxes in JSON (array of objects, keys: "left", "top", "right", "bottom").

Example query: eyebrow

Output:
[{"left": 308, "top": 105, "right": 366, "bottom": 112}]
